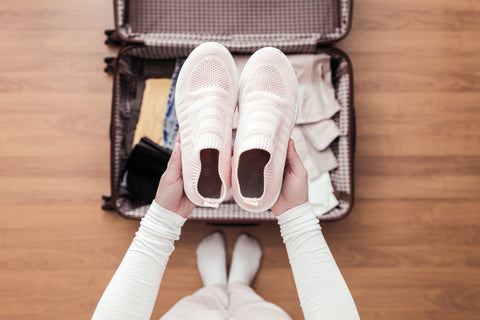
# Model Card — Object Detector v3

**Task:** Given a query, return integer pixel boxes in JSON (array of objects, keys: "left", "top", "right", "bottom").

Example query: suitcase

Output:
[{"left": 102, "top": 0, "right": 355, "bottom": 222}]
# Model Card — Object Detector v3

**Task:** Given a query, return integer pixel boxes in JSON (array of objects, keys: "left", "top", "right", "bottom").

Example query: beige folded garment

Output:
[{"left": 132, "top": 78, "right": 172, "bottom": 147}]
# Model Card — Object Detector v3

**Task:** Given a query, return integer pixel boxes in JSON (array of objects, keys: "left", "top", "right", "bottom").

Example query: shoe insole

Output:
[
  {"left": 238, "top": 149, "right": 271, "bottom": 198},
  {"left": 198, "top": 149, "right": 222, "bottom": 199}
]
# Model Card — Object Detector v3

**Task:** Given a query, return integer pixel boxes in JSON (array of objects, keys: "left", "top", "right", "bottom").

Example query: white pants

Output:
[{"left": 160, "top": 283, "right": 293, "bottom": 320}]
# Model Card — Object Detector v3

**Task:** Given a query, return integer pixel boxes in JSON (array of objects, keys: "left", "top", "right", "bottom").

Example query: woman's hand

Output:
[
  {"left": 271, "top": 139, "right": 309, "bottom": 216},
  {"left": 154, "top": 136, "right": 195, "bottom": 218}
]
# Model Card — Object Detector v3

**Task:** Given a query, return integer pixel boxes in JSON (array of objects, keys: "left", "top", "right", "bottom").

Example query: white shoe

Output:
[
  {"left": 232, "top": 47, "right": 298, "bottom": 212},
  {"left": 175, "top": 42, "right": 237, "bottom": 208}
]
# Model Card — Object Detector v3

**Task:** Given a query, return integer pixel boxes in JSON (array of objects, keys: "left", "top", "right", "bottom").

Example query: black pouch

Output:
[{"left": 124, "top": 137, "right": 172, "bottom": 203}]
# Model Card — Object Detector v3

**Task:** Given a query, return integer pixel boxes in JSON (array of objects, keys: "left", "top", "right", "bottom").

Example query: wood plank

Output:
[
  {"left": 0, "top": 0, "right": 113, "bottom": 32},
  {"left": 354, "top": 93, "right": 480, "bottom": 156},
  {"left": 339, "top": 31, "right": 480, "bottom": 55},
  {"left": 0, "top": 72, "right": 111, "bottom": 94},
  {"left": 355, "top": 173, "right": 480, "bottom": 200},
  {"left": 351, "top": 0, "right": 480, "bottom": 31},
  {"left": 349, "top": 54, "right": 480, "bottom": 93}
]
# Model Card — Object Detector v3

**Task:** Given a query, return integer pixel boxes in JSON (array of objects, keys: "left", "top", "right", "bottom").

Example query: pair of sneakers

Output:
[{"left": 175, "top": 42, "right": 298, "bottom": 212}]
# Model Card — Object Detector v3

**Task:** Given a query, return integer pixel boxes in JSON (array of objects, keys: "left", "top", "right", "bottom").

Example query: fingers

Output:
[{"left": 285, "top": 139, "right": 307, "bottom": 179}]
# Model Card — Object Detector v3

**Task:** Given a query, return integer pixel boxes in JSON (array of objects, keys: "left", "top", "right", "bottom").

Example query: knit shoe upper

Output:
[
  {"left": 232, "top": 47, "right": 298, "bottom": 212},
  {"left": 175, "top": 42, "right": 237, "bottom": 208}
]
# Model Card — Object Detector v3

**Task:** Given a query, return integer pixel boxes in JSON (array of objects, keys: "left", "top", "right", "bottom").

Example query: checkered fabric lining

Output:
[
  {"left": 111, "top": 58, "right": 140, "bottom": 205},
  {"left": 131, "top": 0, "right": 335, "bottom": 34},
  {"left": 326, "top": 64, "right": 352, "bottom": 221},
  {"left": 112, "top": 51, "right": 352, "bottom": 221},
  {"left": 115, "top": 0, "right": 351, "bottom": 54}
]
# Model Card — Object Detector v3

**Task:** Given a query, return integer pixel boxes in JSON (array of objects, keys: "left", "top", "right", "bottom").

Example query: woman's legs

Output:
[
  {"left": 228, "top": 283, "right": 293, "bottom": 320},
  {"left": 159, "top": 284, "right": 229, "bottom": 320},
  {"left": 227, "top": 234, "right": 293, "bottom": 320},
  {"left": 160, "top": 232, "right": 229, "bottom": 320},
  {"left": 161, "top": 232, "right": 291, "bottom": 320}
]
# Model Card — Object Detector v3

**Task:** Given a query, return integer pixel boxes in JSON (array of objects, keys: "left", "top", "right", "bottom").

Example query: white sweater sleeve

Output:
[
  {"left": 277, "top": 202, "right": 360, "bottom": 320},
  {"left": 92, "top": 201, "right": 187, "bottom": 320}
]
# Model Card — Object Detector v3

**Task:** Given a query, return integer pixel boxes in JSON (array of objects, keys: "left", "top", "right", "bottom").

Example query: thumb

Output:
[
  {"left": 164, "top": 140, "right": 182, "bottom": 181},
  {"left": 286, "top": 139, "right": 307, "bottom": 179}
]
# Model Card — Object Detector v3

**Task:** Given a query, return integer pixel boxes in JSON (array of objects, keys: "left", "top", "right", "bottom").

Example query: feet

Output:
[
  {"left": 196, "top": 232, "right": 263, "bottom": 288},
  {"left": 196, "top": 232, "right": 228, "bottom": 287},
  {"left": 228, "top": 233, "right": 263, "bottom": 286}
]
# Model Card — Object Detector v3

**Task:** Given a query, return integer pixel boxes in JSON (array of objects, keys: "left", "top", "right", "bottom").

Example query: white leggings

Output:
[{"left": 160, "top": 283, "right": 292, "bottom": 320}]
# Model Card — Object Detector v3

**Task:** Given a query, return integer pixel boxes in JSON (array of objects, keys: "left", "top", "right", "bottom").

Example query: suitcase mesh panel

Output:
[
  {"left": 116, "top": 0, "right": 351, "bottom": 54},
  {"left": 131, "top": 0, "right": 335, "bottom": 35},
  {"left": 112, "top": 50, "right": 352, "bottom": 221}
]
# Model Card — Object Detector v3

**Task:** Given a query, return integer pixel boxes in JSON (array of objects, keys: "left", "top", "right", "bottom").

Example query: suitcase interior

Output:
[
  {"left": 113, "top": 0, "right": 352, "bottom": 53},
  {"left": 107, "top": 0, "right": 354, "bottom": 221}
]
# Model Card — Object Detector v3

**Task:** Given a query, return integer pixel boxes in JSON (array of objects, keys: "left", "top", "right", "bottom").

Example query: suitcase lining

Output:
[{"left": 110, "top": 48, "right": 353, "bottom": 221}]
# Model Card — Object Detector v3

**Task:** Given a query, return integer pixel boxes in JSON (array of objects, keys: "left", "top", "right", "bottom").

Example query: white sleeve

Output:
[
  {"left": 92, "top": 201, "right": 187, "bottom": 320},
  {"left": 277, "top": 202, "right": 360, "bottom": 320}
]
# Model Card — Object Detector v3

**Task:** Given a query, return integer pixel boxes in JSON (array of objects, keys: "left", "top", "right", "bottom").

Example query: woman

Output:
[{"left": 92, "top": 137, "right": 360, "bottom": 319}]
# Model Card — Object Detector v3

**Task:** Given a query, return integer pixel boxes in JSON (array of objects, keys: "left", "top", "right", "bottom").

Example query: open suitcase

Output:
[{"left": 102, "top": 0, "right": 355, "bottom": 222}]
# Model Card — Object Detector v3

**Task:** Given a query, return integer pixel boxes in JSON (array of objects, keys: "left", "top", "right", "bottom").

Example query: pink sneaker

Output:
[
  {"left": 232, "top": 47, "right": 298, "bottom": 212},
  {"left": 175, "top": 42, "right": 237, "bottom": 208}
]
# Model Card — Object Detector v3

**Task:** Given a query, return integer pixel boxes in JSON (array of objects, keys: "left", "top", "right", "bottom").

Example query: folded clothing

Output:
[
  {"left": 301, "top": 119, "right": 340, "bottom": 152},
  {"left": 291, "top": 127, "right": 339, "bottom": 217},
  {"left": 132, "top": 78, "right": 172, "bottom": 148},
  {"left": 291, "top": 127, "right": 338, "bottom": 181},
  {"left": 289, "top": 54, "right": 341, "bottom": 124},
  {"left": 124, "top": 137, "right": 172, "bottom": 203},
  {"left": 233, "top": 53, "right": 341, "bottom": 127},
  {"left": 308, "top": 172, "right": 339, "bottom": 217},
  {"left": 163, "top": 59, "right": 185, "bottom": 150}
]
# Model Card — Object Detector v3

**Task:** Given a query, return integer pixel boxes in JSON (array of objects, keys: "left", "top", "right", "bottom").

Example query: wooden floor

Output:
[{"left": 1, "top": 0, "right": 479, "bottom": 319}]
